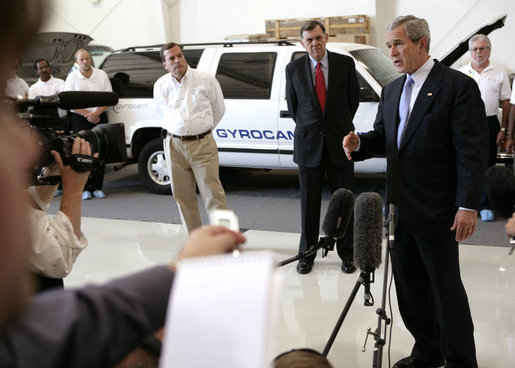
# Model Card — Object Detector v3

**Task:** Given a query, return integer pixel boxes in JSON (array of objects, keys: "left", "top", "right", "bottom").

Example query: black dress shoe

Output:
[
  {"left": 341, "top": 260, "right": 356, "bottom": 274},
  {"left": 393, "top": 356, "right": 446, "bottom": 368},
  {"left": 296, "top": 261, "right": 313, "bottom": 274}
]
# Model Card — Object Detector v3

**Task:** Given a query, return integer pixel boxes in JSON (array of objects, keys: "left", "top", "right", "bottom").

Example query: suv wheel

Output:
[{"left": 138, "top": 138, "right": 171, "bottom": 195}]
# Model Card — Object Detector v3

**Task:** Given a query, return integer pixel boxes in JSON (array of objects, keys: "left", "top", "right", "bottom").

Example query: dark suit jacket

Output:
[
  {"left": 286, "top": 50, "right": 359, "bottom": 168},
  {"left": 354, "top": 60, "right": 488, "bottom": 235},
  {"left": 0, "top": 266, "right": 173, "bottom": 367}
]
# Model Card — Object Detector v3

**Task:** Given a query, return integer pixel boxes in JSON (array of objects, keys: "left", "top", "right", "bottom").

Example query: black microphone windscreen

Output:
[
  {"left": 484, "top": 165, "right": 515, "bottom": 218},
  {"left": 322, "top": 188, "right": 354, "bottom": 239},
  {"left": 57, "top": 91, "right": 119, "bottom": 110},
  {"left": 353, "top": 192, "right": 383, "bottom": 272}
]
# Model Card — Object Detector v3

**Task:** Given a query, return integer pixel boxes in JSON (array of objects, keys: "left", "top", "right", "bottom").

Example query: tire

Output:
[{"left": 138, "top": 138, "right": 171, "bottom": 195}]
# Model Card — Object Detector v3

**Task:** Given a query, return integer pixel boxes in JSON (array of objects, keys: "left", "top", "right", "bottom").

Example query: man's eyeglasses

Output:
[{"left": 470, "top": 47, "right": 488, "bottom": 53}]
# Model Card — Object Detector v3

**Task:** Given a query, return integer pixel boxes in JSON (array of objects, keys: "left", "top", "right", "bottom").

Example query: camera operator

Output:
[{"left": 26, "top": 137, "right": 94, "bottom": 292}]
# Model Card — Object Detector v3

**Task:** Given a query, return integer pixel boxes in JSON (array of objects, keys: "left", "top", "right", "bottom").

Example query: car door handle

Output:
[{"left": 280, "top": 110, "right": 291, "bottom": 118}]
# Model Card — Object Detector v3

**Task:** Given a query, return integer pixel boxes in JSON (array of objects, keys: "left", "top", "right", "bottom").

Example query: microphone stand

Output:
[
  {"left": 322, "top": 270, "right": 371, "bottom": 357},
  {"left": 278, "top": 236, "right": 335, "bottom": 267},
  {"left": 370, "top": 202, "right": 395, "bottom": 368}
]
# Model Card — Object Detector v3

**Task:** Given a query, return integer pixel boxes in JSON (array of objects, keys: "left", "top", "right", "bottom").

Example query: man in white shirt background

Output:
[
  {"left": 153, "top": 42, "right": 227, "bottom": 233},
  {"left": 29, "top": 58, "right": 66, "bottom": 118},
  {"left": 459, "top": 34, "right": 512, "bottom": 222},
  {"left": 5, "top": 59, "right": 28, "bottom": 99},
  {"left": 65, "top": 48, "right": 113, "bottom": 200}
]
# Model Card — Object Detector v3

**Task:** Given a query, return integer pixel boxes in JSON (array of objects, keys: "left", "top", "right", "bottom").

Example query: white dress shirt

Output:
[{"left": 153, "top": 66, "right": 225, "bottom": 136}]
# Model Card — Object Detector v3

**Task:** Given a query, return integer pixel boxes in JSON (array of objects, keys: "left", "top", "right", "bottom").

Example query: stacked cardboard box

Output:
[{"left": 265, "top": 15, "right": 370, "bottom": 44}]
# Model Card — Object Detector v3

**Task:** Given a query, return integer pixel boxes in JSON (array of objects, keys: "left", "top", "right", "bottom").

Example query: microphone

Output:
[
  {"left": 14, "top": 91, "right": 119, "bottom": 112},
  {"left": 484, "top": 165, "right": 515, "bottom": 218},
  {"left": 353, "top": 192, "right": 383, "bottom": 305},
  {"left": 277, "top": 188, "right": 354, "bottom": 267},
  {"left": 47, "top": 91, "right": 119, "bottom": 110},
  {"left": 322, "top": 188, "right": 355, "bottom": 240},
  {"left": 306, "top": 188, "right": 354, "bottom": 258}
]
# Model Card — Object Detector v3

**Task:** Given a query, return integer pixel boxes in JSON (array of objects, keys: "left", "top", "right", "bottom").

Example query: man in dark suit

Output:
[
  {"left": 343, "top": 15, "right": 487, "bottom": 368},
  {"left": 286, "top": 20, "right": 359, "bottom": 275}
]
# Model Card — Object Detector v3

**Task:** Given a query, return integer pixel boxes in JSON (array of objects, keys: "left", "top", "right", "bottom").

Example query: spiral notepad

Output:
[{"left": 160, "top": 251, "right": 281, "bottom": 368}]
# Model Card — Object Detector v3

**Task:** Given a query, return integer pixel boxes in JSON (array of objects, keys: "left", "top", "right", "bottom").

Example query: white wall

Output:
[
  {"left": 168, "top": 0, "right": 377, "bottom": 43},
  {"left": 40, "top": 0, "right": 168, "bottom": 49},
  {"left": 40, "top": 0, "right": 514, "bottom": 74}
]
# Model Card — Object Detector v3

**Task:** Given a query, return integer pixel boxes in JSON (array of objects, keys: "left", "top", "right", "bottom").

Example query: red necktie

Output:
[{"left": 315, "top": 62, "right": 326, "bottom": 111}]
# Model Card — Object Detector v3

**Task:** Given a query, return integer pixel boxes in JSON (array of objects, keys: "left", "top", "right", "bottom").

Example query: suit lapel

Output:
[
  {"left": 325, "top": 51, "right": 336, "bottom": 103},
  {"left": 301, "top": 55, "right": 321, "bottom": 112},
  {"left": 398, "top": 62, "right": 443, "bottom": 152},
  {"left": 384, "top": 76, "right": 404, "bottom": 152}
]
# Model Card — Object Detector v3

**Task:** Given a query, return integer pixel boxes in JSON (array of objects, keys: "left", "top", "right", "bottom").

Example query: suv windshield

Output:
[
  {"left": 89, "top": 44, "right": 114, "bottom": 68},
  {"left": 349, "top": 49, "right": 399, "bottom": 87}
]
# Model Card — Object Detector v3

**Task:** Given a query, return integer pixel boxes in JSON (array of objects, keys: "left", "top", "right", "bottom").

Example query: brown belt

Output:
[{"left": 172, "top": 130, "right": 211, "bottom": 141}]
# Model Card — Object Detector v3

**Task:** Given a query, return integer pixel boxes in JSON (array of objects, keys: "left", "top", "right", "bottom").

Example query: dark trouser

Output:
[
  {"left": 298, "top": 141, "right": 354, "bottom": 263},
  {"left": 391, "top": 223, "right": 477, "bottom": 368},
  {"left": 480, "top": 116, "right": 500, "bottom": 210},
  {"left": 69, "top": 112, "right": 108, "bottom": 192}
]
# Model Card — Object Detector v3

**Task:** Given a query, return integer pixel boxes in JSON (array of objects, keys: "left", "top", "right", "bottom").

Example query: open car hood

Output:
[
  {"left": 439, "top": 14, "right": 507, "bottom": 66},
  {"left": 19, "top": 32, "right": 93, "bottom": 84}
]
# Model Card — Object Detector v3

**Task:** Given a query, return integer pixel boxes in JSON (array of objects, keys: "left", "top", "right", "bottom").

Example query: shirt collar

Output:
[
  {"left": 408, "top": 57, "right": 434, "bottom": 86},
  {"left": 78, "top": 69, "right": 93, "bottom": 80},
  {"left": 468, "top": 61, "right": 493, "bottom": 74},
  {"left": 39, "top": 75, "right": 53, "bottom": 83},
  {"left": 308, "top": 51, "right": 328, "bottom": 71},
  {"left": 171, "top": 65, "right": 189, "bottom": 84}
]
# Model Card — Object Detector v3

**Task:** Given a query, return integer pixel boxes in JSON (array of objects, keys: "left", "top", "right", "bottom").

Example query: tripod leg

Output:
[{"left": 322, "top": 272, "right": 366, "bottom": 357}]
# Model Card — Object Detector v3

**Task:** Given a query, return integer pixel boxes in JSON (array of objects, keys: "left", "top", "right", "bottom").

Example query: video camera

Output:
[{"left": 11, "top": 91, "right": 127, "bottom": 184}]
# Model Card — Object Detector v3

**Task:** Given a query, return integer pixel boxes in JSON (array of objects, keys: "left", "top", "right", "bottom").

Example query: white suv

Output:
[{"left": 101, "top": 41, "right": 399, "bottom": 194}]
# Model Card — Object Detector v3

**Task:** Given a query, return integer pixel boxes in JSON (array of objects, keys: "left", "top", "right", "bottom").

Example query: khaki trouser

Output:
[{"left": 164, "top": 132, "right": 227, "bottom": 233}]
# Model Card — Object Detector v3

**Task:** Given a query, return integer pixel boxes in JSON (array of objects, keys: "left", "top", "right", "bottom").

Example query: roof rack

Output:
[{"left": 117, "top": 40, "right": 297, "bottom": 52}]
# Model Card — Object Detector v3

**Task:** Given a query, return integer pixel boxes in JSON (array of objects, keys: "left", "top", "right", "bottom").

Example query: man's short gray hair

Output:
[
  {"left": 385, "top": 15, "right": 431, "bottom": 52},
  {"left": 469, "top": 34, "right": 491, "bottom": 50}
]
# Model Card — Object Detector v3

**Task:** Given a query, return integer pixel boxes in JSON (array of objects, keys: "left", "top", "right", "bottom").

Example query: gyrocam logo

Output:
[
  {"left": 113, "top": 102, "right": 149, "bottom": 113},
  {"left": 215, "top": 129, "right": 294, "bottom": 140}
]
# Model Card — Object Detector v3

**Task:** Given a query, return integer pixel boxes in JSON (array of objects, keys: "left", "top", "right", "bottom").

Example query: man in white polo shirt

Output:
[
  {"left": 65, "top": 48, "right": 113, "bottom": 200},
  {"left": 459, "top": 34, "right": 511, "bottom": 222},
  {"left": 29, "top": 58, "right": 66, "bottom": 118}
]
